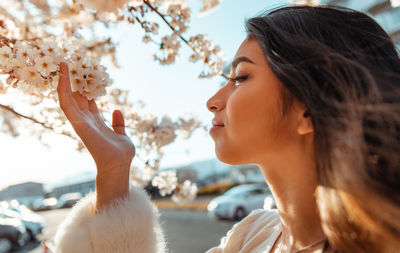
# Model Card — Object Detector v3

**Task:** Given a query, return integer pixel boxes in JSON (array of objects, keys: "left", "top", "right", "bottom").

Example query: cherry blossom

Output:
[
  {"left": 199, "top": 0, "right": 221, "bottom": 15},
  {"left": 152, "top": 170, "right": 178, "bottom": 196},
  {"left": 35, "top": 56, "right": 57, "bottom": 77},
  {"left": 14, "top": 42, "right": 35, "bottom": 62},
  {"left": 19, "top": 66, "right": 42, "bottom": 85},
  {"left": 0, "top": 46, "right": 12, "bottom": 66},
  {"left": 172, "top": 180, "right": 198, "bottom": 203}
]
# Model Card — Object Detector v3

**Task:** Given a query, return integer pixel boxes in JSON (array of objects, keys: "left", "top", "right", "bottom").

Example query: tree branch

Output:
[
  {"left": 0, "top": 103, "right": 79, "bottom": 141},
  {"left": 142, "top": 0, "right": 228, "bottom": 79},
  {"left": 143, "top": 1, "right": 193, "bottom": 50}
]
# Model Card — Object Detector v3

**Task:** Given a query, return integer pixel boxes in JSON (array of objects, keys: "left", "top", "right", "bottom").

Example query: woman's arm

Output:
[
  {"left": 55, "top": 62, "right": 166, "bottom": 252},
  {"left": 58, "top": 62, "right": 134, "bottom": 211}
]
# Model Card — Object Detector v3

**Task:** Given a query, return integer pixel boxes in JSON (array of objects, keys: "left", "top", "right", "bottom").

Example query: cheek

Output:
[
  {"left": 218, "top": 89, "right": 283, "bottom": 163},
  {"left": 232, "top": 92, "right": 280, "bottom": 137}
]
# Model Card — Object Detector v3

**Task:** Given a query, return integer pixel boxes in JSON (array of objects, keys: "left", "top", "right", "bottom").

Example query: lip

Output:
[
  {"left": 210, "top": 119, "right": 224, "bottom": 134},
  {"left": 210, "top": 125, "right": 224, "bottom": 135},
  {"left": 212, "top": 119, "right": 224, "bottom": 127}
]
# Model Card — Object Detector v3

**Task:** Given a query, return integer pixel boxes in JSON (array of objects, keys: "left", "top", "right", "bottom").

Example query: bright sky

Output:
[{"left": 0, "top": 0, "right": 288, "bottom": 189}]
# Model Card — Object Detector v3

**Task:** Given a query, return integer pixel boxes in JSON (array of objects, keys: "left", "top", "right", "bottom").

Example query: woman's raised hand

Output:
[{"left": 57, "top": 62, "right": 135, "bottom": 211}]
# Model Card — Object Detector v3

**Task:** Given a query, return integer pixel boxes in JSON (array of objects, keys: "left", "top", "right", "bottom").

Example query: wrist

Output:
[
  {"left": 95, "top": 166, "right": 130, "bottom": 212},
  {"left": 96, "top": 162, "right": 131, "bottom": 177}
]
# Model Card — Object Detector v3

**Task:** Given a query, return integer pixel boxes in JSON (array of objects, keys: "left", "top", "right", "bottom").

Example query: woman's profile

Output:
[{"left": 53, "top": 5, "right": 400, "bottom": 253}]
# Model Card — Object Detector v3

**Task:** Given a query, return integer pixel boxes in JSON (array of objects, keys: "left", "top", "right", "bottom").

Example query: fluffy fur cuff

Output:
[{"left": 54, "top": 187, "right": 166, "bottom": 253}]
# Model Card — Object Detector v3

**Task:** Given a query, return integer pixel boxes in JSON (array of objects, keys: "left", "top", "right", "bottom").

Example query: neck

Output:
[{"left": 258, "top": 136, "right": 326, "bottom": 252}]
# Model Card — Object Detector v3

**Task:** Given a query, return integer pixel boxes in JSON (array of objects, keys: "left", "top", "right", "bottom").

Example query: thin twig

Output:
[
  {"left": 0, "top": 104, "right": 52, "bottom": 130},
  {"left": 143, "top": 1, "right": 193, "bottom": 50},
  {"left": 0, "top": 103, "right": 79, "bottom": 141}
]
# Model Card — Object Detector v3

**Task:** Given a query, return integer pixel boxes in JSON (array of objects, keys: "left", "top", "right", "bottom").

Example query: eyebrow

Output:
[
  {"left": 221, "top": 56, "right": 255, "bottom": 80},
  {"left": 231, "top": 56, "right": 255, "bottom": 71}
]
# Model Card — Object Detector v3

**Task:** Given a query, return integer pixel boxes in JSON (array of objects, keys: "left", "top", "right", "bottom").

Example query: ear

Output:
[
  {"left": 297, "top": 110, "right": 313, "bottom": 135},
  {"left": 294, "top": 101, "right": 313, "bottom": 135}
]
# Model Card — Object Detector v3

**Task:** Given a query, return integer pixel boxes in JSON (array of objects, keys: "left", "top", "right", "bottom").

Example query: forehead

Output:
[{"left": 233, "top": 38, "right": 267, "bottom": 67}]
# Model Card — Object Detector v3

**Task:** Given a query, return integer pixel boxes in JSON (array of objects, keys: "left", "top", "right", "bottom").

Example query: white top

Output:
[{"left": 206, "top": 209, "right": 282, "bottom": 253}]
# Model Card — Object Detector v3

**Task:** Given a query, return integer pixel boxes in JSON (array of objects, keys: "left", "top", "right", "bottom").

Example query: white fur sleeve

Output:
[{"left": 54, "top": 187, "right": 166, "bottom": 253}]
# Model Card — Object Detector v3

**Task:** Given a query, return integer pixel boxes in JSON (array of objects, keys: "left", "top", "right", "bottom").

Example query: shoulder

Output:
[
  {"left": 234, "top": 208, "right": 280, "bottom": 233},
  {"left": 210, "top": 209, "right": 281, "bottom": 252},
  {"left": 239, "top": 209, "right": 281, "bottom": 239},
  {"left": 246, "top": 208, "right": 280, "bottom": 224}
]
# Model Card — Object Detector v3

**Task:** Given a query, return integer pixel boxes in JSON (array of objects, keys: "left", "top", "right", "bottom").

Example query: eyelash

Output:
[{"left": 229, "top": 75, "right": 248, "bottom": 86}]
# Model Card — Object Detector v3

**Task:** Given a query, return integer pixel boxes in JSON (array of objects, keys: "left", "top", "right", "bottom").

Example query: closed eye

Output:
[{"left": 229, "top": 75, "right": 248, "bottom": 86}]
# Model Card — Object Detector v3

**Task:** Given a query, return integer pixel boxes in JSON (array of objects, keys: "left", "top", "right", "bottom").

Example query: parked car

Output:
[
  {"left": 0, "top": 206, "right": 45, "bottom": 240},
  {"left": 56, "top": 192, "right": 82, "bottom": 209},
  {"left": 32, "top": 197, "right": 58, "bottom": 211},
  {"left": 0, "top": 215, "right": 29, "bottom": 253},
  {"left": 207, "top": 184, "right": 275, "bottom": 220}
]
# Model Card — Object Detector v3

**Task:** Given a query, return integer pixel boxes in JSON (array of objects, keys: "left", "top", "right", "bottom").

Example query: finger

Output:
[
  {"left": 112, "top": 109, "right": 127, "bottom": 135},
  {"left": 72, "top": 91, "right": 89, "bottom": 110},
  {"left": 58, "top": 62, "right": 78, "bottom": 119}
]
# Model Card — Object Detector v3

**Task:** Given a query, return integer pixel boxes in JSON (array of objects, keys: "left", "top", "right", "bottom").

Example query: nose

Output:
[{"left": 206, "top": 87, "right": 226, "bottom": 112}]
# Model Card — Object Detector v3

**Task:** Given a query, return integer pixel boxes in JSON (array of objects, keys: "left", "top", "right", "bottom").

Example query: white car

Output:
[
  {"left": 56, "top": 192, "right": 83, "bottom": 209},
  {"left": 0, "top": 206, "right": 45, "bottom": 240},
  {"left": 207, "top": 184, "right": 275, "bottom": 220}
]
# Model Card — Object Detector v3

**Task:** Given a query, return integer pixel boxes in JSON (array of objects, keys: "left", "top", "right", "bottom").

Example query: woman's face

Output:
[{"left": 207, "top": 38, "right": 300, "bottom": 165}]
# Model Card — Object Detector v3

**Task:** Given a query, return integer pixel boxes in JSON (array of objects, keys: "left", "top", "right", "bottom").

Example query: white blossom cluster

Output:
[
  {"left": 198, "top": 0, "right": 221, "bottom": 15},
  {"left": 188, "top": 34, "right": 224, "bottom": 78},
  {"left": 124, "top": 113, "right": 200, "bottom": 151},
  {"left": 178, "top": 116, "right": 202, "bottom": 138},
  {"left": 131, "top": 163, "right": 159, "bottom": 187},
  {"left": 135, "top": 116, "right": 178, "bottom": 151},
  {"left": 125, "top": 0, "right": 225, "bottom": 77},
  {"left": 172, "top": 179, "right": 198, "bottom": 203},
  {"left": 132, "top": 168, "right": 197, "bottom": 203},
  {"left": 0, "top": 40, "right": 111, "bottom": 100},
  {"left": 152, "top": 170, "right": 178, "bottom": 196}
]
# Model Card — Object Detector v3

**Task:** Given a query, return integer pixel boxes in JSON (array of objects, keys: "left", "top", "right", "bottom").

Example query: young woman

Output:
[{"left": 53, "top": 5, "right": 400, "bottom": 253}]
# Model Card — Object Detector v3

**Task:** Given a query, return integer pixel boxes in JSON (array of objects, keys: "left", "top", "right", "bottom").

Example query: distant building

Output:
[
  {"left": 322, "top": 0, "right": 400, "bottom": 49},
  {"left": 163, "top": 159, "right": 265, "bottom": 187},
  {"left": 45, "top": 171, "right": 96, "bottom": 198},
  {"left": 0, "top": 182, "right": 44, "bottom": 207},
  {"left": 46, "top": 179, "right": 95, "bottom": 199}
]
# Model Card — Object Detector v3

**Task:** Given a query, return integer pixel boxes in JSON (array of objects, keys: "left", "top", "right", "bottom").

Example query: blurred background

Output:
[{"left": 0, "top": 0, "right": 398, "bottom": 252}]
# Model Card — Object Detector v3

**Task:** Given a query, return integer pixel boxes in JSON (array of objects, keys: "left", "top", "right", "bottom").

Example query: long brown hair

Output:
[{"left": 246, "top": 5, "right": 400, "bottom": 252}]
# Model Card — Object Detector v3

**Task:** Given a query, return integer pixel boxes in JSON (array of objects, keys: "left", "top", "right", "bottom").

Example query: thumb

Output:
[{"left": 112, "top": 110, "right": 127, "bottom": 135}]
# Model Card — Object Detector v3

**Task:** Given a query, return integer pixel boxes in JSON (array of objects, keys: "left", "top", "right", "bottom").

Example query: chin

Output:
[{"left": 215, "top": 148, "right": 249, "bottom": 166}]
